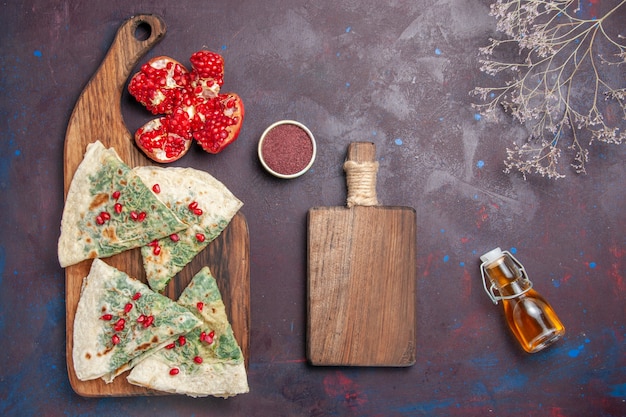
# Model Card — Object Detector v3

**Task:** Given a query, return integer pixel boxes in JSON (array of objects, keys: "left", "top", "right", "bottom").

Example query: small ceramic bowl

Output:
[{"left": 258, "top": 120, "right": 316, "bottom": 179}]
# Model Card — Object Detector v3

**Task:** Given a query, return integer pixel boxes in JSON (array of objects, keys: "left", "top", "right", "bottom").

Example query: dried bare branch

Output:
[{"left": 471, "top": 0, "right": 626, "bottom": 178}]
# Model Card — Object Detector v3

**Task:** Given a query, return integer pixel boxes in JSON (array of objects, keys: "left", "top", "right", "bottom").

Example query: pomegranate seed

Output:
[
  {"left": 95, "top": 215, "right": 104, "bottom": 225},
  {"left": 193, "top": 208, "right": 203, "bottom": 216},
  {"left": 201, "top": 330, "right": 215, "bottom": 344},
  {"left": 148, "top": 239, "right": 158, "bottom": 247},
  {"left": 170, "top": 233, "right": 180, "bottom": 242},
  {"left": 112, "top": 334, "right": 121, "bottom": 345},
  {"left": 114, "top": 318, "right": 126, "bottom": 332},
  {"left": 137, "top": 314, "right": 146, "bottom": 323},
  {"left": 132, "top": 292, "right": 142, "bottom": 300},
  {"left": 178, "top": 335, "right": 186, "bottom": 346},
  {"left": 143, "top": 315, "right": 154, "bottom": 327},
  {"left": 165, "top": 342, "right": 176, "bottom": 349},
  {"left": 193, "top": 356, "right": 203, "bottom": 364},
  {"left": 138, "top": 212, "right": 147, "bottom": 222},
  {"left": 188, "top": 201, "right": 198, "bottom": 210},
  {"left": 124, "top": 303, "right": 133, "bottom": 313},
  {"left": 114, "top": 203, "right": 123, "bottom": 214},
  {"left": 169, "top": 368, "right": 179, "bottom": 376},
  {"left": 153, "top": 245, "right": 161, "bottom": 256},
  {"left": 100, "top": 314, "right": 113, "bottom": 321},
  {"left": 196, "top": 302, "right": 204, "bottom": 312},
  {"left": 112, "top": 191, "right": 121, "bottom": 200},
  {"left": 196, "top": 233, "right": 206, "bottom": 242},
  {"left": 152, "top": 184, "right": 161, "bottom": 193},
  {"left": 100, "top": 211, "right": 111, "bottom": 221},
  {"left": 130, "top": 211, "right": 138, "bottom": 220}
]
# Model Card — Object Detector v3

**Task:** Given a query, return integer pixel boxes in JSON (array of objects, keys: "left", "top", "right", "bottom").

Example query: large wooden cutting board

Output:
[
  {"left": 307, "top": 142, "right": 416, "bottom": 366},
  {"left": 63, "top": 15, "right": 250, "bottom": 396}
]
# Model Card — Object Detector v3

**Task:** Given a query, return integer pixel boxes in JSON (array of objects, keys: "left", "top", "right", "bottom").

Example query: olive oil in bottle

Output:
[{"left": 479, "top": 248, "right": 565, "bottom": 353}]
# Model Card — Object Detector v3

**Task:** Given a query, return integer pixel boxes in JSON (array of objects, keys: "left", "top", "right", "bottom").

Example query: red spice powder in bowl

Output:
[{"left": 258, "top": 120, "right": 316, "bottom": 179}]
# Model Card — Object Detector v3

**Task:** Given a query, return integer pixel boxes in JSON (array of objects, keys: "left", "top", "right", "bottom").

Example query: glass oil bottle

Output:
[{"left": 479, "top": 248, "right": 565, "bottom": 353}]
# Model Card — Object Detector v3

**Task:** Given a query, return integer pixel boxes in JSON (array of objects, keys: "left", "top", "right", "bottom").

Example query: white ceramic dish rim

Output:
[{"left": 258, "top": 120, "right": 317, "bottom": 179}]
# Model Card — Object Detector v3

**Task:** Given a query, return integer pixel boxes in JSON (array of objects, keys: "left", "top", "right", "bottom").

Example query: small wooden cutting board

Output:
[
  {"left": 63, "top": 15, "right": 250, "bottom": 396},
  {"left": 307, "top": 142, "right": 416, "bottom": 366}
]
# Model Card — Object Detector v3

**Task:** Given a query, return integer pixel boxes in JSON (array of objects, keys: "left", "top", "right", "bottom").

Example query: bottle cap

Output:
[{"left": 480, "top": 247, "right": 503, "bottom": 264}]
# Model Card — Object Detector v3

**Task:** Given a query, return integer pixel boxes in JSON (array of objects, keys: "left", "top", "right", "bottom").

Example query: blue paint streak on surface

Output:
[
  {"left": 495, "top": 368, "right": 528, "bottom": 393},
  {"left": 46, "top": 288, "right": 64, "bottom": 327},
  {"left": 394, "top": 398, "right": 457, "bottom": 414},
  {"left": 567, "top": 337, "right": 590, "bottom": 358},
  {"left": 509, "top": 247, "right": 517, "bottom": 254},
  {"left": 589, "top": 261, "right": 596, "bottom": 269},
  {"left": 33, "top": 49, "right": 42, "bottom": 57},
  {"left": 394, "top": 138, "right": 403, "bottom": 145},
  {"left": 443, "top": 255, "right": 449, "bottom": 263},
  {"left": 1, "top": 135, "right": 21, "bottom": 191},
  {"left": 609, "top": 383, "right": 626, "bottom": 399},
  {"left": 568, "top": 346, "right": 584, "bottom": 358},
  {"left": 0, "top": 246, "right": 4, "bottom": 334},
  {"left": 0, "top": 370, "right": 24, "bottom": 416},
  {"left": 470, "top": 354, "right": 499, "bottom": 369},
  {"left": 435, "top": 48, "right": 442, "bottom": 55},
  {"left": 476, "top": 160, "right": 485, "bottom": 168},
  {"left": 470, "top": 380, "right": 490, "bottom": 398},
  {"left": 474, "top": 113, "right": 482, "bottom": 121},
  {"left": 0, "top": 275, "right": 72, "bottom": 416},
  {"left": 0, "top": 152, "right": 11, "bottom": 190}
]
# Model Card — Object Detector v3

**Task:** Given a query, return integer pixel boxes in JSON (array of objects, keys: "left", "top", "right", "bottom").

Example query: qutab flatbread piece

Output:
[
  {"left": 58, "top": 141, "right": 187, "bottom": 267},
  {"left": 72, "top": 259, "right": 202, "bottom": 383},
  {"left": 132, "top": 166, "right": 243, "bottom": 292},
  {"left": 127, "top": 267, "right": 249, "bottom": 398}
]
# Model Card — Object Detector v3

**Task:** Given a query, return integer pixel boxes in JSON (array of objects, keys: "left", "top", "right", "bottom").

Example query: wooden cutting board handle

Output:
[
  {"left": 344, "top": 142, "right": 379, "bottom": 208},
  {"left": 64, "top": 14, "right": 166, "bottom": 196}
]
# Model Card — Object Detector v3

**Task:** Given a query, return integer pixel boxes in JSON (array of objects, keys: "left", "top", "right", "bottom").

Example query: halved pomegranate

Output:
[
  {"left": 134, "top": 109, "right": 193, "bottom": 163},
  {"left": 189, "top": 50, "right": 223, "bottom": 99},
  {"left": 128, "top": 50, "right": 244, "bottom": 163},
  {"left": 128, "top": 57, "right": 190, "bottom": 115},
  {"left": 193, "top": 93, "right": 244, "bottom": 154}
]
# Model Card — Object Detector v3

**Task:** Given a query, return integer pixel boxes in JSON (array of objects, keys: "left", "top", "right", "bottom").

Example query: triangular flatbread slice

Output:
[
  {"left": 132, "top": 166, "right": 243, "bottom": 292},
  {"left": 58, "top": 141, "right": 187, "bottom": 267},
  {"left": 72, "top": 259, "right": 203, "bottom": 383},
  {"left": 127, "top": 267, "right": 249, "bottom": 398}
]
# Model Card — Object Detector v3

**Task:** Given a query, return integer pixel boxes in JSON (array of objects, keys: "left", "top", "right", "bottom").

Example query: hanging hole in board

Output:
[{"left": 134, "top": 21, "right": 152, "bottom": 41}]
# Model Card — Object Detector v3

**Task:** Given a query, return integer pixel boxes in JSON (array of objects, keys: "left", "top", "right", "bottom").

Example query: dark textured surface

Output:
[{"left": 1, "top": 1, "right": 624, "bottom": 416}]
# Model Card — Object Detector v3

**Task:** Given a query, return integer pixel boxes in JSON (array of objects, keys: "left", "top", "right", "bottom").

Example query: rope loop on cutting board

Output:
[{"left": 344, "top": 160, "right": 379, "bottom": 207}]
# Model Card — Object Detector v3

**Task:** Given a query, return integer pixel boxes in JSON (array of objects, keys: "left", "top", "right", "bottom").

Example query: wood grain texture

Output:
[
  {"left": 63, "top": 15, "right": 250, "bottom": 397},
  {"left": 307, "top": 142, "right": 417, "bottom": 366}
]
